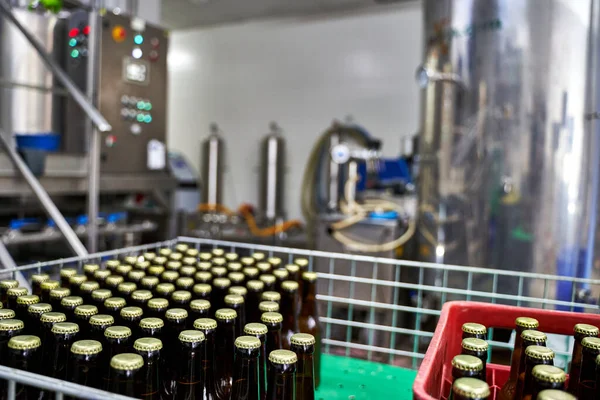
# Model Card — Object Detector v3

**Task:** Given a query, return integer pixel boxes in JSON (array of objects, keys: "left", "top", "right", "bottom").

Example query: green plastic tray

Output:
[{"left": 316, "top": 354, "right": 417, "bottom": 399}]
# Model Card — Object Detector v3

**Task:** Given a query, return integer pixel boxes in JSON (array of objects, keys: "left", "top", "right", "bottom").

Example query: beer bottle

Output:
[
  {"left": 256, "top": 262, "right": 271, "bottom": 275},
  {"left": 48, "top": 322, "right": 80, "bottom": 379},
  {"left": 60, "top": 268, "right": 77, "bottom": 289},
  {"left": 270, "top": 257, "right": 284, "bottom": 269},
  {"left": 128, "top": 270, "right": 146, "bottom": 285},
  {"left": 193, "top": 283, "right": 212, "bottom": 301},
  {"left": 182, "top": 258, "right": 196, "bottom": 268},
  {"left": 461, "top": 338, "right": 489, "bottom": 381},
  {"left": 293, "top": 258, "right": 308, "bottom": 270},
  {"left": 118, "top": 282, "right": 138, "bottom": 299},
  {"left": 67, "top": 340, "right": 103, "bottom": 389},
  {"left": 26, "top": 302, "right": 52, "bottom": 337},
  {"left": 94, "top": 269, "right": 111, "bottom": 287},
  {"left": 104, "top": 297, "right": 126, "bottom": 322},
  {"left": 241, "top": 257, "right": 255, "bottom": 267},
  {"left": 0, "top": 280, "right": 18, "bottom": 307},
  {"left": 0, "top": 319, "right": 24, "bottom": 366},
  {"left": 109, "top": 353, "right": 144, "bottom": 397},
  {"left": 124, "top": 255, "right": 139, "bottom": 267},
  {"left": 244, "top": 267, "right": 260, "bottom": 283},
  {"left": 91, "top": 288, "right": 112, "bottom": 313},
  {"left": 262, "top": 312, "right": 283, "bottom": 357},
  {"left": 212, "top": 278, "right": 232, "bottom": 313},
  {"left": 273, "top": 269, "right": 289, "bottom": 293},
  {"left": 39, "top": 312, "right": 66, "bottom": 370},
  {"left": 147, "top": 298, "right": 169, "bottom": 319},
  {"left": 262, "top": 291, "right": 281, "bottom": 304},
  {"left": 154, "top": 256, "right": 168, "bottom": 266},
  {"left": 74, "top": 305, "right": 98, "bottom": 337},
  {"left": 156, "top": 283, "right": 176, "bottom": 299},
  {"left": 284, "top": 264, "right": 300, "bottom": 283},
  {"left": 7, "top": 335, "right": 43, "bottom": 399},
  {"left": 49, "top": 287, "right": 70, "bottom": 312},
  {"left": 116, "top": 264, "right": 133, "bottom": 278},
  {"left": 176, "top": 243, "right": 189, "bottom": 253},
  {"left": 89, "top": 314, "right": 114, "bottom": 343},
  {"left": 267, "top": 349, "right": 297, "bottom": 400},
  {"left": 194, "top": 318, "right": 218, "bottom": 400},
  {"left": 229, "top": 286, "right": 248, "bottom": 299},
  {"left": 567, "top": 323, "right": 598, "bottom": 394},
  {"left": 40, "top": 280, "right": 60, "bottom": 303},
  {"left": 141, "top": 276, "right": 160, "bottom": 293},
  {"left": 452, "top": 377, "right": 490, "bottom": 400},
  {"left": 31, "top": 273, "right": 50, "bottom": 297},
  {"left": 244, "top": 323, "right": 269, "bottom": 400},
  {"left": 260, "top": 301, "right": 280, "bottom": 313},
  {"left": 260, "top": 275, "right": 276, "bottom": 292},
  {"left": 167, "top": 261, "right": 182, "bottom": 272},
  {"left": 180, "top": 266, "right": 197, "bottom": 278},
  {"left": 577, "top": 336, "right": 600, "bottom": 398},
  {"left": 280, "top": 281, "right": 300, "bottom": 349},
  {"left": 83, "top": 264, "right": 100, "bottom": 280},
  {"left": 105, "top": 260, "right": 120, "bottom": 274},
  {"left": 173, "top": 330, "right": 206, "bottom": 399},
  {"left": 299, "top": 272, "right": 321, "bottom": 386},
  {"left": 69, "top": 274, "right": 88, "bottom": 297},
  {"left": 121, "top": 306, "right": 144, "bottom": 338},
  {"left": 162, "top": 271, "right": 180, "bottom": 285},
  {"left": 170, "top": 253, "right": 184, "bottom": 263},
  {"left": 450, "top": 355, "right": 484, "bottom": 390},
  {"left": 291, "top": 333, "right": 316, "bottom": 400},
  {"left": 247, "top": 280, "right": 265, "bottom": 324},
  {"left": 462, "top": 323, "right": 487, "bottom": 340},
  {"left": 103, "top": 326, "right": 133, "bottom": 389},
  {"left": 131, "top": 290, "right": 153, "bottom": 312},
  {"left": 528, "top": 365, "right": 566, "bottom": 400},
  {"left": 134, "top": 337, "right": 163, "bottom": 400},
  {"left": 229, "top": 272, "right": 246, "bottom": 287},
  {"left": 197, "top": 262, "right": 212, "bottom": 272},
  {"left": 148, "top": 265, "right": 166, "bottom": 279},
  {"left": 514, "top": 346, "right": 555, "bottom": 400},
  {"left": 144, "top": 252, "right": 157, "bottom": 263},
  {"left": 0, "top": 309, "right": 15, "bottom": 320},
  {"left": 499, "top": 317, "right": 539, "bottom": 400},
  {"left": 215, "top": 308, "right": 238, "bottom": 399},
  {"left": 139, "top": 317, "right": 164, "bottom": 339},
  {"left": 225, "top": 252, "right": 239, "bottom": 262},
  {"left": 164, "top": 308, "right": 190, "bottom": 396},
  {"left": 172, "top": 290, "right": 193, "bottom": 312},
  {"left": 176, "top": 277, "right": 195, "bottom": 292},
  {"left": 213, "top": 256, "right": 227, "bottom": 266},
  {"left": 15, "top": 294, "right": 39, "bottom": 323},
  {"left": 225, "top": 294, "right": 246, "bottom": 337},
  {"left": 212, "top": 267, "right": 228, "bottom": 279},
  {"left": 190, "top": 299, "right": 211, "bottom": 325},
  {"left": 252, "top": 252, "right": 265, "bottom": 263},
  {"left": 231, "top": 336, "right": 261, "bottom": 400},
  {"left": 186, "top": 248, "right": 199, "bottom": 259},
  {"left": 105, "top": 275, "right": 125, "bottom": 291},
  {"left": 537, "top": 390, "right": 576, "bottom": 400},
  {"left": 196, "top": 272, "right": 213, "bottom": 284},
  {"left": 229, "top": 262, "right": 243, "bottom": 273},
  {"left": 7, "top": 287, "right": 27, "bottom": 311},
  {"left": 137, "top": 259, "right": 152, "bottom": 272},
  {"left": 60, "top": 295, "right": 83, "bottom": 321}
]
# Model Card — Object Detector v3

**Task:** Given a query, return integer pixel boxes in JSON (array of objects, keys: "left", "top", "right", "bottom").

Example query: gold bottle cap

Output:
[
  {"left": 172, "top": 290, "right": 192, "bottom": 302},
  {"left": 94, "top": 270, "right": 111, "bottom": 280},
  {"left": 0, "top": 280, "right": 19, "bottom": 289},
  {"left": 167, "top": 261, "right": 182, "bottom": 271},
  {"left": 131, "top": 290, "right": 153, "bottom": 301},
  {"left": 195, "top": 271, "right": 212, "bottom": 281},
  {"left": 515, "top": 317, "right": 539, "bottom": 329},
  {"left": 161, "top": 271, "right": 179, "bottom": 282},
  {"left": 128, "top": 271, "right": 146, "bottom": 281},
  {"left": 259, "top": 301, "right": 279, "bottom": 313},
  {"left": 52, "top": 322, "right": 79, "bottom": 335},
  {"left": 574, "top": 323, "right": 599, "bottom": 336},
  {"left": 269, "top": 349, "right": 297, "bottom": 365},
  {"left": 40, "top": 312, "right": 66, "bottom": 323},
  {"left": 176, "top": 277, "right": 194, "bottom": 288},
  {"left": 141, "top": 276, "right": 159, "bottom": 287},
  {"left": 8, "top": 335, "right": 41, "bottom": 350},
  {"left": 154, "top": 256, "right": 167, "bottom": 266},
  {"left": 244, "top": 322, "right": 268, "bottom": 336},
  {"left": 229, "top": 286, "right": 247, "bottom": 297},
  {"left": 134, "top": 337, "right": 163, "bottom": 352},
  {"left": 60, "top": 268, "right": 78, "bottom": 278},
  {"left": 536, "top": 390, "right": 576, "bottom": 400},
  {"left": 186, "top": 249, "right": 199, "bottom": 257},
  {"left": 92, "top": 289, "right": 113, "bottom": 301},
  {"left": 110, "top": 353, "right": 144, "bottom": 371},
  {"left": 281, "top": 281, "right": 299, "bottom": 292},
  {"left": 175, "top": 243, "right": 189, "bottom": 253},
  {"left": 61, "top": 296, "right": 83, "bottom": 307},
  {"left": 118, "top": 282, "right": 137, "bottom": 294},
  {"left": 139, "top": 317, "right": 164, "bottom": 329},
  {"left": 179, "top": 330, "right": 205, "bottom": 343},
  {"left": 159, "top": 248, "right": 172, "bottom": 257},
  {"left": 0, "top": 319, "right": 24, "bottom": 331},
  {"left": 124, "top": 256, "right": 139, "bottom": 266},
  {"left": 252, "top": 252, "right": 265, "bottom": 261},
  {"left": 8, "top": 288, "right": 28, "bottom": 298},
  {"left": 302, "top": 272, "right": 318, "bottom": 282},
  {"left": 582, "top": 336, "right": 600, "bottom": 350},
  {"left": 228, "top": 272, "right": 245, "bottom": 283},
  {"left": 148, "top": 266, "right": 165, "bottom": 276},
  {"left": 68, "top": 272, "right": 87, "bottom": 284},
  {"left": 268, "top": 257, "right": 282, "bottom": 266},
  {"left": 262, "top": 291, "right": 281, "bottom": 302},
  {"left": 105, "top": 325, "right": 132, "bottom": 339},
  {"left": 28, "top": 303, "right": 52, "bottom": 315},
  {"left": 212, "top": 258, "right": 227, "bottom": 267},
  {"left": 247, "top": 280, "right": 264, "bottom": 291},
  {"left": 211, "top": 267, "right": 228, "bottom": 277},
  {"left": 285, "top": 264, "right": 299, "bottom": 274},
  {"left": 71, "top": 340, "right": 102, "bottom": 355},
  {"left": 50, "top": 288, "right": 70, "bottom": 299},
  {"left": 40, "top": 280, "right": 60, "bottom": 291},
  {"left": 235, "top": 335, "right": 261, "bottom": 350},
  {"left": 0, "top": 309, "right": 16, "bottom": 320},
  {"left": 194, "top": 318, "right": 217, "bottom": 330},
  {"left": 521, "top": 330, "right": 547, "bottom": 343},
  {"left": 260, "top": 274, "right": 276, "bottom": 285},
  {"left": 212, "top": 248, "right": 225, "bottom": 257},
  {"left": 225, "top": 253, "right": 238, "bottom": 261},
  {"left": 17, "top": 295, "right": 39, "bottom": 305},
  {"left": 256, "top": 263, "right": 271, "bottom": 273},
  {"left": 295, "top": 258, "right": 309, "bottom": 268},
  {"left": 199, "top": 253, "right": 212, "bottom": 261},
  {"left": 80, "top": 281, "right": 100, "bottom": 293},
  {"left": 31, "top": 274, "right": 50, "bottom": 284},
  {"left": 165, "top": 308, "right": 188, "bottom": 320},
  {"left": 136, "top": 261, "right": 151, "bottom": 271},
  {"left": 89, "top": 314, "right": 114, "bottom": 326},
  {"left": 243, "top": 267, "right": 259, "bottom": 278},
  {"left": 147, "top": 298, "right": 169, "bottom": 310},
  {"left": 461, "top": 338, "right": 488, "bottom": 352},
  {"left": 596, "top": 354, "right": 600, "bottom": 366},
  {"left": 451, "top": 355, "right": 483, "bottom": 371},
  {"left": 241, "top": 257, "right": 254, "bottom": 266},
  {"left": 116, "top": 265, "right": 132, "bottom": 276},
  {"left": 83, "top": 264, "right": 100, "bottom": 274},
  {"left": 273, "top": 269, "right": 289, "bottom": 279},
  {"left": 156, "top": 283, "right": 175, "bottom": 295},
  {"left": 106, "top": 275, "right": 124, "bottom": 286},
  {"left": 105, "top": 260, "right": 120, "bottom": 270},
  {"left": 190, "top": 299, "right": 211, "bottom": 311},
  {"left": 182, "top": 257, "right": 197, "bottom": 267},
  {"left": 197, "top": 262, "right": 212, "bottom": 272},
  {"left": 525, "top": 345, "right": 555, "bottom": 360},
  {"left": 452, "top": 377, "right": 490, "bottom": 399},
  {"left": 224, "top": 294, "right": 244, "bottom": 306},
  {"left": 121, "top": 307, "right": 143, "bottom": 318},
  {"left": 180, "top": 267, "right": 197, "bottom": 277},
  {"left": 193, "top": 284, "right": 212, "bottom": 295},
  {"left": 261, "top": 312, "right": 283, "bottom": 324},
  {"left": 532, "top": 365, "right": 566, "bottom": 383},
  {"left": 213, "top": 278, "right": 231, "bottom": 289},
  {"left": 462, "top": 322, "right": 487, "bottom": 336},
  {"left": 74, "top": 305, "right": 98, "bottom": 317},
  {"left": 143, "top": 252, "right": 156, "bottom": 262},
  {"left": 104, "top": 297, "right": 126, "bottom": 309},
  {"left": 291, "top": 333, "right": 316, "bottom": 346},
  {"left": 215, "top": 308, "right": 237, "bottom": 321}
]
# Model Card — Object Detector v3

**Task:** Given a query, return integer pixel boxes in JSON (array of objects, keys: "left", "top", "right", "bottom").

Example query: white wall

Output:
[{"left": 167, "top": 4, "right": 423, "bottom": 221}]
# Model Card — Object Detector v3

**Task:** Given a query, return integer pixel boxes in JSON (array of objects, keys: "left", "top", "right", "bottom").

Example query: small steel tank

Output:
[
  {"left": 200, "top": 123, "right": 224, "bottom": 206},
  {"left": 259, "top": 122, "right": 286, "bottom": 222}
]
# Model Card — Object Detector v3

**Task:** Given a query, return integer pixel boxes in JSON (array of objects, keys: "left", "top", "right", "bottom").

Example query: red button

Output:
[
  {"left": 149, "top": 50, "right": 159, "bottom": 61},
  {"left": 83, "top": 26, "right": 91, "bottom": 35},
  {"left": 69, "top": 28, "right": 80, "bottom": 38},
  {"left": 151, "top": 37, "right": 160, "bottom": 48}
]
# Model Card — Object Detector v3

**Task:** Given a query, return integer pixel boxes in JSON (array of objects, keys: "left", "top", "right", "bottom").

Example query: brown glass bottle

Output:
[
  {"left": 154, "top": 256, "right": 168, "bottom": 266},
  {"left": 461, "top": 338, "right": 489, "bottom": 381},
  {"left": 156, "top": 283, "right": 176, "bottom": 299},
  {"left": 231, "top": 336, "right": 261, "bottom": 400},
  {"left": 225, "top": 294, "right": 246, "bottom": 337},
  {"left": 124, "top": 255, "right": 139, "bottom": 267},
  {"left": 60, "top": 296, "right": 83, "bottom": 322},
  {"left": 299, "top": 272, "right": 321, "bottom": 385},
  {"left": 267, "top": 349, "right": 297, "bottom": 400},
  {"left": 180, "top": 266, "right": 197, "bottom": 278},
  {"left": 163, "top": 308, "right": 190, "bottom": 397},
  {"left": 452, "top": 377, "right": 490, "bottom": 400},
  {"left": 462, "top": 323, "right": 487, "bottom": 340},
  {"left": 148, "top": 266, "right": 165, "bottom": 279},
  {"left": 262, "top": 312, "right": 283, "bottom": 358},
  {"left": 134, "top": 337, "right": 163, "bottom": 400},
  {"left": 143, "top": 252, "right": 157, "bottom": 263},
  {"left": 31, "top": 273, "right": 50, "bottom": 297},
  {"left": 7, "top": 287, "right": 28, "bottom": 311},
  {"left": 121, "top": 306, "right": 144, "bottom": 338},
  {"left": 246, "top": 280, "right": 265, "bottom": 324},
  {"left": 7, "top": 335, "right": 43, "bottom": 399},
  {"left": 103, "top": 326, "right": 133, "bottom": 390},
  {"left": 15, "top": 294, "right": 39, "bottom": 323},
  {"left": 215, "top": 308, "right": 238, "bottom": 399},
  {"left": 131, "top": 290, "right": 153, "bottom": 313},
  {"left": 241, "top": 257, "right": 254, "bottom": 267},
  {"left": 256, "top": 262, "right": 271, "bottom": 275},
  {"left": 244, "top": 268, "right": 260, "bottom": 284},
  {"left": 60, "top": 268, "right": 77, "bottom": 289},
  {"left": 260, "top": 301, "right": 279, "bottom": 314},
  {"left": 109, "top": 353, "right": 144, "bottom": 397},
  {"left": 91, "top": 289, "right": 112, "bottom": 314},
  {"left": 147, "top": 298, "right": 169, "bottom": 319},
  {"left": 193, "top": 283, "right": 212, "bottom": 301},
  {"left": 262, "top": 291, "right": 281, "bottom": 304},
  {"left": 194, "top": 318, "right": 218, "bottom": 400},
  {"left": 116, "top": 265, "right": 133, "bottom": 279},
  {"left": 272, "top": 269, "right": 289, "bottom": 293},
  {"left": 105, "top": 260, "right": 120, "bottom": 274},
  {"left": 182, "top": 257, "right": 196, "bottom": 268},
  {"left": 104, "top": 296, "right": 126, "bottom": 321},
  {"left": 190, "top": 299, "right": 211, "bottom": 327},
  {"left": 537, "top": 390, "right": 576, "bottom": 400},
  {"left": 89, "top": 314, "right": 114, "bottom": 343},
  {"left": 47, "top": 322, "right": 80, "bottom": 379},
  {"left": 94, "top": 269, "right": 111, "bottom": 287},
  {"left": 527, "top": 365, "right": 566, "bottom": 400},
  {"left": 118, "top": 282, "right": 138, "bottom": 299},
  {"left": 139, "top": 317, "right": 164, "bottom": 339},
  {"left": 514, "top": 345, "right": 554, "bottom": 400},
  {"left": 229, "top": 272, "right": 246, "bottom": 287},
  {"left": 172, "top": 290, "right": 193, "bottom": 312},
  {"left": 80, "top": 281, "right": 100, "bottom": 304},
  {"left": 49, "top": 287, "right": 70, "bottom": 311},
  {"left": 83, "top": 264, "right": 100, "bottom": 280},
  {"left": 162, "top": 271, "right": 180, "bottom": 285},
  {"left": 229, "top": 262, "right": 243, "bottom": 273},
  {"left": 197, "top": 262, "right": 212, "bottom": 273},
  {"left": 212, "top": 267, "right": 228, "bottom": 279},
  {"left": 449, "top": 355, "right": 484, "bottom": 397},
  {"left": 284, "top": 264, "right": 300, "bottom": 284},
  {"left": 128, "top": 270, "right": 146, "bottom": 285},
  {"left": 251, "top": 252, "right": 265, "bottom": 263},
  {"left": 498, "top": 317, "right": 539, "bottom": 400},
  {"left": 69, "top": 275, "right": 88, "bottom": 297},
  {"left": 173, "top": 330, "right": 206, "bottom": 400},
  {"left": 39, "top": 312, "right": 66, "bottom": 373},
  {"left": 26, "top": 302, "right": 52, "bottom": 337},
  {"left": 0, "top": 309, "right": 15, "bottom": 320},
  {"left": 280, "top": 281, "right": 299, "bottom": 350},
  {"left": 74, "top": 305, "right": 98, "bottom": 337},
  {"left": 0, "top": 319, "right": 24, "bottom": 366},
  {"left": 40, "top": 280, "right": 60, "bottom": 303},
  {"left": 291, "top": 333, "right": 316, "bottom": 400},
  {"left": 212, "top": 278, "right": 232, "bottom": 315},
  {"left": 105, "top": 275, "right": 125, "bottom": 292},
  {"left": 0, "top": 280, "right": 18, "bottom": 307},
  {"left": 225, "top": 252, "right": 239, "bottom": 263},
  {"left": 577, "top": 336, "right": 600, "bottom": 398},
  {"left": 259, "top": 275, "right": 276, "bottom": 292},
  {"left": 567, "top": 323, "right": 598, "bottom": 394},
  {"left": 245, "top": 323, "right": 269, "bottom": 400},
  {"left": 230, "top": 286, "right": 248, "bottom": 299},
  {"left": 176, "top": 277, "right": 195, "bottom": 292},
  {"left": 67, "top": 340, "right": 103, "bottom": 389},
  {"left": 141, "top": 276, "right": 160, "bottom": 293}
]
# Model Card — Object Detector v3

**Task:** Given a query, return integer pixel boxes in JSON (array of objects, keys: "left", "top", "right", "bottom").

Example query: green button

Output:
[
  {"left": 136, "top": 114, "right": 144, "bottom": 122},
  {"left": 143, "top": 115, "right": 152, "bottom": 124},
  {"left": 69, "top": 38, "right": 77, "bottom": 47},
  {"left": 144, "top": 103, "right": 152, "bottom": 111},
  {"left": 137, "top": 101, "right": 145, "bottom": 110},
  {"left": 134, "top": 35, "right": 144, "bottom": 45},
  {"left": 71, "top": 49, "right": 79, "bottom": 58}
]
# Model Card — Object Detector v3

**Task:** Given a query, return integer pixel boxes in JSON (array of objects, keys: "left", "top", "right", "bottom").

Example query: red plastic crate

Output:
[{"left": 413, "top": 301, "right": 600, "bottom": 400}]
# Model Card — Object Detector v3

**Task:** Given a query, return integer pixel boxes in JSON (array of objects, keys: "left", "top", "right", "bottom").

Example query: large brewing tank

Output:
[
  {"left": 417, "top": 0, "right": 600, "bottom": 304},
  {"left": 200, "top": 123, "right": 224, "bottom": 207},
  {"left": 259, "top": 122, "right": 286, "bottom": 222}
]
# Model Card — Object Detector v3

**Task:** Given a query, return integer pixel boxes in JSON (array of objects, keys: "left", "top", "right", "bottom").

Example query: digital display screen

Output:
[{"left": 123, "top": 57, "right": 150, "bottom": 85}]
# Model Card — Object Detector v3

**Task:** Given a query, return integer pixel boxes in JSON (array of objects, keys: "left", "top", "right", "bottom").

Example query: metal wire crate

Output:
[{"left": 1, "top": 236, "right": 599, "bottom": 399}]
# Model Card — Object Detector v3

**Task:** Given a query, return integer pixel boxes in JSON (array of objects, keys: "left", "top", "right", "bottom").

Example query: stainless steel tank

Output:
[
  {"left": 259, "top": 122, "right": 286, "bottom": 222},
  {"left": 201, "top": 124, "right": 224, "bottom": 206},
  {"left": 417, "top": 0, "right": 599, "bottom": 305}
]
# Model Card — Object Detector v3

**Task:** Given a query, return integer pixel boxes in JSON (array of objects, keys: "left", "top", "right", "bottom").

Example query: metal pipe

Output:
[
  {"left": 0, "top": 0, "right": 112, "bottom": 133},
  {"left": 0, "top": 241, "right": 16, "bottom": 269},
  {"left": 0, "top": 131, "right": 88, "bottom": 257}
]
